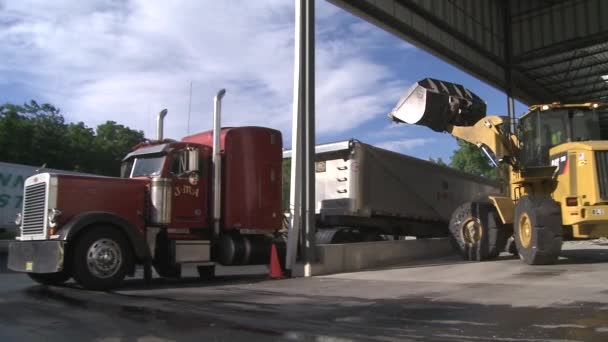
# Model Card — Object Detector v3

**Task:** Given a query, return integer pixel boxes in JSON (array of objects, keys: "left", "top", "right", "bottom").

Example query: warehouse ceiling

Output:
[{"left": 329, "top": 0, "right": 608, "bottom": 106}]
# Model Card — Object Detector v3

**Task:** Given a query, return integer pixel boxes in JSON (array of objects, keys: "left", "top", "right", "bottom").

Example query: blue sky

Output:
[{"left": 1, "top": 0, "right": 529, "bottom": 163}]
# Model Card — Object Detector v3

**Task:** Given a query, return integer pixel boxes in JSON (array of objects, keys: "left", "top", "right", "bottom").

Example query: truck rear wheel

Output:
[
  {"left": 71, "top": 226, "right": 133, "bottom": 290},
  {"left": 449, "top": 202, "right": 508, "bottom": 261},
  {"left": 514, "top": 196, "right": 562, "bottom": 265},
  {"left": 28, "top": 271, "right": 71, "bottom": 286}
]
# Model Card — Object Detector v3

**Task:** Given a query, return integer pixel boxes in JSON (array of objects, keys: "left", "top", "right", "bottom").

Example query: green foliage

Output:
[
  {"left": 0, "top": 101, "right": 144, "bottom": 176},
  {"left": 450, "top": 139, "right": 502, "bottom": 182},
  {"left": 282, "top": 158, "right": 291, "bottom": 212}
]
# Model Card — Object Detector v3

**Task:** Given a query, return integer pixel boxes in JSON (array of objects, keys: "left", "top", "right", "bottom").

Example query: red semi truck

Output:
[{"left": 8, "top": 90, "right": 284, "bottom": 290}]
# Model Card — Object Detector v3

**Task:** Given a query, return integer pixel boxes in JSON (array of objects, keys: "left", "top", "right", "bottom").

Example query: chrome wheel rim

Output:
[{"left": 86, "top": 239, "right": 122, "bottom": 279}]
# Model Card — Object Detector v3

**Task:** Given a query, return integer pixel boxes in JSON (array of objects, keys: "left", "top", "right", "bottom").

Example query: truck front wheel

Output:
[
  {"left": 71, "top": 226, "right": 133, "bottom": 290},
  {"left": 514, "top": 196, "right": 562, "bottom": 265},
  {"left": 28, "top": 271, "right": 71, "bottom": 286},
  {"left": 449, "top": 202, "right": 508, "bottom": 261}
]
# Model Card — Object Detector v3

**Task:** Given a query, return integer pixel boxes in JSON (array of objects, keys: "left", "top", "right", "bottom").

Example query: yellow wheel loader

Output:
[{"left": 389, "top": 78, "right": 608, "bottom": 265}]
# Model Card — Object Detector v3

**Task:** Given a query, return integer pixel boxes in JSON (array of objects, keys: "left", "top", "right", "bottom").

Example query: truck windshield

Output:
[{"left": 121, "top": 155, "right": 166, "bottom": 178}]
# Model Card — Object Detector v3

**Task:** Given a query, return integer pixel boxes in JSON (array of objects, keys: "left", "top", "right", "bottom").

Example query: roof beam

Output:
[
  {"left": 545, "top": 77, "right": 608, "bottom": 90},
  {"left": 568, "top": 93, "right": 608, "bottom": 102},
  {"left": 327, "top": 0, "right": 517, "bottom": 97},
  {"left": 393, "top": 0, "right": 505, "bottom": 66},
  {"left": 512, "top": 31, "right": 608, "bottom": 63},
  {"left": 531, "top": 59, "right": 608, "bottom": 80},
  {"left": 518, "top": 45, "right": 608, "bottom": 71},
  {"left": 566, "top": 87, "right": 608, "bottom": 102}
]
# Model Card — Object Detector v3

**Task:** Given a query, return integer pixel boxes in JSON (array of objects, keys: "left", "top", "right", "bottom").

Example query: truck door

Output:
[{"left": 169, "top": 148, "right": 208, "bottom": 229}]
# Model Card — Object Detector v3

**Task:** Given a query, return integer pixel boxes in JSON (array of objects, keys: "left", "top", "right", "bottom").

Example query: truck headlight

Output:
[
  {"left": 15, "top": 212, "right": 22, "bottom": 226},
  {"left": 47, "top": 208, "right": 62, "bottom": 228}
]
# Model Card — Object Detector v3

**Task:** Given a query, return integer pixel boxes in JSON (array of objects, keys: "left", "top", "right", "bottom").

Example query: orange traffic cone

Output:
[{"left": 269, "top": 243, "right": 285, "bottom": 279}]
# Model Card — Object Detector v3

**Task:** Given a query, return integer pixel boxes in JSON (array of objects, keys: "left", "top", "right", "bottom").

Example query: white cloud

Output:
[{"left": 0, "top": 0, "right": 409, "bottom": 145}]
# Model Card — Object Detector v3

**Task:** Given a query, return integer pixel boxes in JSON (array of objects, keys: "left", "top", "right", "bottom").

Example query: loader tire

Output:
[
  {"left": 514, "top": 196, "right": 562, "bottom": 265},
  {"left": 449, "top": 202, "right": 508, "bottom": 261}
]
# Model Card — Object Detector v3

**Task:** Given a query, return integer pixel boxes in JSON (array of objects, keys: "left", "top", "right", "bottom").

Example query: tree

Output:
[
  {"left": 449, "top": 139, "right": 502, "bottom": 182},
  {"left": 282, "top": 158, "right": 291, "bottom": 212},
  {"left": 0, "top": 101, "right": 144, "bottom": 176},
  {"left": 94, "top": 121, "right": 144, "bottom": 176}
]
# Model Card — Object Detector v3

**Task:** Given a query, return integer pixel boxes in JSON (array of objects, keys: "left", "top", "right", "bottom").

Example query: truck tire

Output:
[
  {"left": 514, "top": 196, "right": 562, "bottom": 265},
  {"left": 449, "top": 202, "right": 507, "bottom": 261},
  {"left": 28, "top": 271, "right": 71, "bottom": 286},
  {"left": 71, "top": 226, "right": 133, "bottom": 290}
]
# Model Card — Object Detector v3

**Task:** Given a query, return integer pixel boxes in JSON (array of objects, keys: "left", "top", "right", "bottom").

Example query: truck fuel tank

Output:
[{"left": 389, "top": 78, "right": 486, "bottom": 132}]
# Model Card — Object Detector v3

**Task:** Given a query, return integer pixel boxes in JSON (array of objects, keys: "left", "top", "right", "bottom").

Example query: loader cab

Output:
[{"left": 518, "top": 105, "right": 602, "bottom": 167}]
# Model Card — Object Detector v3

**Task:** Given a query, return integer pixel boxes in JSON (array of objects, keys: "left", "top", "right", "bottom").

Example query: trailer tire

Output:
[
  {"left": 28, "top": 271, "right": 71, "bottom": 286},
  {"left": 514, "top": 196, "right": 562, "bottom": 265},
  {"left": 71, "top": 226, "right": 133, "bottom": 290},
  {"left": 449, "top": 202, "right": 506, "bottom": 261}
]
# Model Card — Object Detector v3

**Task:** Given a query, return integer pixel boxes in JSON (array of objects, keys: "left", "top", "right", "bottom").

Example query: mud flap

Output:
[{"left": 8, "top": 240, "right": 64, "bottom": 273}]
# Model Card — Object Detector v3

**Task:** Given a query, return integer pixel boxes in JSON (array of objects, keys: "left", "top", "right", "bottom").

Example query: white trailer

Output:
[{"left": 0, "top": 162, "right": 85, "bottom": 233}]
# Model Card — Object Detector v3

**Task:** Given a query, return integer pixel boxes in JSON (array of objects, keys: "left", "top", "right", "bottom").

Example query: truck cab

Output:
[{"left": 8, "top": 91, "right": 283, "bottom": 290}]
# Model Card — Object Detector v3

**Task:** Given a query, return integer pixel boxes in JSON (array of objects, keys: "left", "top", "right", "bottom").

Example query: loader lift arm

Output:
[
  {"left": 388, "top": 78, "right": 520, "bottom": 170},
  {"left": 388, "top": 78, "right": 519, "bottom": 224}
]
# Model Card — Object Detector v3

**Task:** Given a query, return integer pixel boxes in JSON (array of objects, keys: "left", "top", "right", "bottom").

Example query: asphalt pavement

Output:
[{"left": 1, "top": 241, "right": 608, "bottom": 341}]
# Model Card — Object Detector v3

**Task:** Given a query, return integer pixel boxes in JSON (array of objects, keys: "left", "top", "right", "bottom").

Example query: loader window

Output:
[
  {"left": 519, "top": 111, "right": 542, "bottom": 167},
  {"left": 519, "top": 108, "right": 601, "bottom": 167},
  {"left": 519, "top": 110, "right": 567, "bottom": 167},
  {"left": 571, "top": 109, "right": 601, "bottom": 141}
]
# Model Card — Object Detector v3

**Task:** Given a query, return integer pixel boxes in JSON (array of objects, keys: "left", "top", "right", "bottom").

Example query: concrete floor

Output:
[{"left": 1, "top": 241, "right": 608, "bottom": 341}]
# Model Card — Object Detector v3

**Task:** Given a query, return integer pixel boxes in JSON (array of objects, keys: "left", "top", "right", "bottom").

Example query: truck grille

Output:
[
  {"left": 21, "top": 182, "right": 47, "bottom": 236},
  {"left": 596, "top": 151, "right": 608, "bottom": 200}
]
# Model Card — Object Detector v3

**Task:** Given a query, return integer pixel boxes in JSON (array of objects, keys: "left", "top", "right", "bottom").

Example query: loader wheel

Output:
[
  {"left": 72, "top": 226, "right": 133, "bottom": 290},
  {"left": 514, "top": 196, "right": 562, "bottom": 265},
  {"left": 449, "top": 202, "right": 509, "bottom": 261},
  {"left": 28, "top": 270, "right": 71, "bottom": 286}
]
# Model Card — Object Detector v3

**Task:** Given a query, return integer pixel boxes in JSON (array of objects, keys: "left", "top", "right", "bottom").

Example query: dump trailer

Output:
[
  {"left": 284, "top": 140, "right": 502, "bottom": 243},
  {"left": 8, "top": 89, "right": 284, "bottom": 290},
  {"left": 390, "top": 78, "right": 608, "bottom": 265}
]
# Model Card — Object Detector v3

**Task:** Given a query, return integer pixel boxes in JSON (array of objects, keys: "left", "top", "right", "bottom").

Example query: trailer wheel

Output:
[
  {"left": 28, "top": 271, "right": 71, "bottom": 286},
  {"left": 71, "top": 226, "right": 133, "bottom": 290},
  {"left": 514, "top": 196, "right": 562, "bottom": 265},
  {"left": 449, "top": 202, "right": 507, "bottom": 261}
]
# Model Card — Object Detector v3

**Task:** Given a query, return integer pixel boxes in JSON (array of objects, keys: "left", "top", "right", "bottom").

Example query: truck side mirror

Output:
[{"left": 187, "top": 147, "right": 199, "bottom": 173}]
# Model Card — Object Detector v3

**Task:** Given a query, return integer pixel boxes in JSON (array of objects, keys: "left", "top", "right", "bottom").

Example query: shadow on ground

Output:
[{"left": 6, "top": 281, "right": 607, "bottom": 341}]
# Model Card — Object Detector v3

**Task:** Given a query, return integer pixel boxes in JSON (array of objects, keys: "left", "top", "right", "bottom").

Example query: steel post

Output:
[{"left": 286, "top": 0, "right": 316, "bottom": 272}]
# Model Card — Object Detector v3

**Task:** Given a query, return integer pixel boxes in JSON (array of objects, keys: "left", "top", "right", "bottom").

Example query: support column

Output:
[
  {"left": 507, "top": 95, "right": 515, "bottom": 133},
  {"left": 503, "top": 0, "right": 516, "bottom": 133},
  {"left": 286, "top": 0, "right": 316, "bottom": 273},
  {"left": 303, "top": 0, "right": 317, "bottom": 265}
]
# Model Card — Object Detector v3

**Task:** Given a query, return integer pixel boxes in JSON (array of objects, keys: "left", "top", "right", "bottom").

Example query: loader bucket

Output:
[{"left": 388, "top": 78, "right": 486, "bottom": 132}]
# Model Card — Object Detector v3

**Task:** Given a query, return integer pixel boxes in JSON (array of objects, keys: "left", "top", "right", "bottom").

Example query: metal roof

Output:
[{"left": 329, "top": 0, "right": 608, "bottom": 106}]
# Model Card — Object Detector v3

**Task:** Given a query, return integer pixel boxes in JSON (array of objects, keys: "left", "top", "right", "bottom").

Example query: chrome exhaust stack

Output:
[
  {"left": 212, "top": 89, "right": 226, "bottom": 239},
  {"left": 157, "top": 109, "right": 168, "bottom": 140}
]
